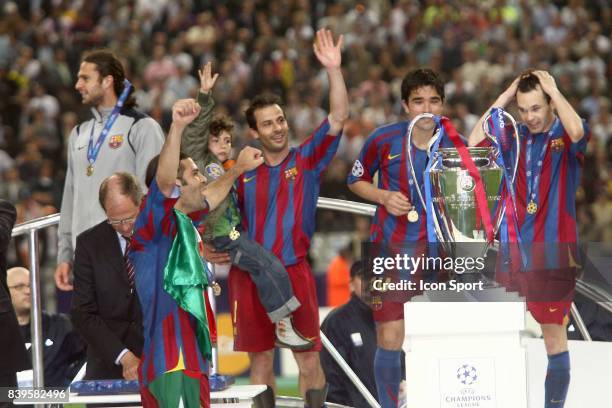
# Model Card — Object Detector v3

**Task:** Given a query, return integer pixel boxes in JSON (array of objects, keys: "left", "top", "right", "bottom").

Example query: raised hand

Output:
[
  {"left": 172, "top": 99, "right": 201, "bottom": 127},
  {"left": 313, "top": 28, "right": 343, "bottom": 69},
  {"left": 235, "top": 146, "right": 264, "bottom": 173},
  {"left": 532, "top": 70, "right": 559, "bottom": 97},
  {"left": 199, "top": 61, "right": 219, "bottom": 94},
  {"left": 493, "top": 76, "right": 520, "bottom": 108}
]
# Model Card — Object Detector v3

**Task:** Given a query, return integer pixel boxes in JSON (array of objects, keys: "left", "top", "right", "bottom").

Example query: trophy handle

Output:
[
  {"left": 406, "top": 113, "right": 449, "bottom": 245},
  {"left": 406, "top": 112, "right": 438, "bottom": 210},
  {"left": 481, "top": 110, "right": 521, "bottom": 183}
]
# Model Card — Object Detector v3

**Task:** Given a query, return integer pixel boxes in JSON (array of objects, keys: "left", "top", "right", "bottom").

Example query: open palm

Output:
[{"left": 313, "top": 29, "right": 343, "bottom": 69}]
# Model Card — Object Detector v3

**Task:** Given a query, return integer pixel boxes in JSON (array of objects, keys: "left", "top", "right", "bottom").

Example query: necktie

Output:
[{"left": 124, "top": 237, "right": 135, "bottom": 290}]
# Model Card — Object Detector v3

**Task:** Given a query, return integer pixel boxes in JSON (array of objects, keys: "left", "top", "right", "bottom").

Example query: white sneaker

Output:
[{"left": 275, "top": 317, "right": 314, "bottom": 350}]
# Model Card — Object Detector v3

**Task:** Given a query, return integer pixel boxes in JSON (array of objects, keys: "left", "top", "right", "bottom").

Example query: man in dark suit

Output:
[
  {"left": 71, "top": 172, "right": 144, "bottom": 380},
  {"left": 0, "top": 200, "right": 30, "bottom": 401}
]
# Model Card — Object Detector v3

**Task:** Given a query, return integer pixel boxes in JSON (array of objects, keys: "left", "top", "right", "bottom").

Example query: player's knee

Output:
[
  {"left": 249, "top": 351, "right": 274, "bottom": 372},
  {"left": 377, "top": 322, "right": 404, "bottom": 350},
  {"left": 294, "top": 352, "right": 321, "bottom": 376}
]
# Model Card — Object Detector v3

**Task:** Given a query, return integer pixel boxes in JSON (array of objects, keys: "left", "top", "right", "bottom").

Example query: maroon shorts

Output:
[
  {"left": 527, "top": 301, "right": 571, "bottom": 325},
  {"left": 373, "top": 300, "right": 405, "bottom": 322},
  {"left": 229, "top": 259, "right": 321, "bottom": 352}
]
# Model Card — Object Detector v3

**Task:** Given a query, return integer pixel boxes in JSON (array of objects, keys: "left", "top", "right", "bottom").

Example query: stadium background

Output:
[{"left": 0, "top": 0, "right": 609, "bottom": 397}]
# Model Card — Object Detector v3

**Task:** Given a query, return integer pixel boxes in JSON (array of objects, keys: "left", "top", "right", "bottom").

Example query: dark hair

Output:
[
  {"left": 99, "top": 172, "right": 143, "bottom": 210},
  {"left": 145, "top": 153, "right": 190, "bottom": 188},
  {"left": 400, "top": 68, "right": 445, "bottom": 102},
  {"left": 517, "top": 70, "right": 551, "bottom": 103},
  {"left": 82, "top": 49, "right": 137, "bottom": 108},
  {"left": 245, "top": 93, "right": 284, "bottom": 130},
  {"left": 350, "top": 259, "right": 367, "bottom": 279},
  {"left": 209, "top": 115, "right": 234, "bottom": 141}
]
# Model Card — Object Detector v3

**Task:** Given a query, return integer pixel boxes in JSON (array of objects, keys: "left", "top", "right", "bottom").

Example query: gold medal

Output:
[
  {"left": 211, "top": 281, "right": 221, "bottom": 296},
  {"left": 407, "top": 209, "right": 419, "bottom": 223},
  {"left": 86, "top": 165, "right": 94, "bottom": 176},
  {"left": 229, "top": 227, "right": 240, "bottom": 241},
  {"left": 527, "top": 201, "right": 538, "bottom": 214}
]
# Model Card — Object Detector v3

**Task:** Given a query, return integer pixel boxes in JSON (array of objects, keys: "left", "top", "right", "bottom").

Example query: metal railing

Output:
[{"left": 11, "top": 198, "right": 612, "bottom": 400}]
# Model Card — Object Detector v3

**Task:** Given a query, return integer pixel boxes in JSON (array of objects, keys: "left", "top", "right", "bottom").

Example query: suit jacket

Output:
[
  {"left": 0, "top": 200, "right": 31, "bottom": 376},
  {"left": 71, "top": 220, "right": 143, "bottom": 380}
]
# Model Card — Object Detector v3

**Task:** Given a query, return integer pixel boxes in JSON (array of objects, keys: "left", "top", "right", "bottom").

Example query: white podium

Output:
[{"left": 403, "top": 291, "right": 528, "bottom": 408}]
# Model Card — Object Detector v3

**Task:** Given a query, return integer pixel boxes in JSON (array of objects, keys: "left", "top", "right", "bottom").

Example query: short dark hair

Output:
[
  {"left": 400, "top": 68, "right": 445, "bottom": 102},
  {"left": 145, "top": 153, "right": 190, "bottom": 188},
  {"left": 99, "top": 172, "right": 142, "bottom": 210},
  {"left": 209, "top": 115, "right": 234, "bottom": 141},
  {"left": 350, "top": 259, "right": 367, "bottom": 279},
  {"left": 245, "top": 93, "right": 284, "bottom": 130},
  {"left": 82, "top": 49, "right": 137, "bottom": 108},
  {"left": 517, "top": 69, "right": 551, "bottom": 103}
]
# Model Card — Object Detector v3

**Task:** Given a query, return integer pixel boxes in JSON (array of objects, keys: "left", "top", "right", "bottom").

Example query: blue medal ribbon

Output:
[
  {"left": 524, "top": 117, "right": 560, "bottom": 212},
  {"left": 87, "top": 79, "right": 132, "bottom": 170}
]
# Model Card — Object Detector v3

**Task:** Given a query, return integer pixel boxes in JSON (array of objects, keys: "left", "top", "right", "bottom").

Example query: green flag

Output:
[{"left": 164, "top": 209, "right": 212, "bottom": 361}]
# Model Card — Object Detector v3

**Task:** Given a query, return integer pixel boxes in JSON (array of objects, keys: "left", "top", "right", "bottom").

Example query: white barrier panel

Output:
[{"left": 404, "top": 301, "right": 528, "bottom": 408}]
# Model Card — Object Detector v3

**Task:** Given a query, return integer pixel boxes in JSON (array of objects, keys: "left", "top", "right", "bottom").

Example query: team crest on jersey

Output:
[
  {"left": 204, "top": 163, "right": 224, "bottom": 180},
  {"left": 108, "top": 134, "right": 124, "bottom": 149},
  {"left": 550, "top": 138, "right": 565, "bottom": 151},
  {"left": 284, "top": 167, "right": 298, "bottom": 180},
  {"left": 352, "top": 160, "right": 364, "bottom": 177}
]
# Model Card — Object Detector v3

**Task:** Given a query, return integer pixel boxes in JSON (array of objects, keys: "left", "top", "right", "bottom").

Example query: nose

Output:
[{"left": 75, "top": 79, "right": 82, "bottom": 91}]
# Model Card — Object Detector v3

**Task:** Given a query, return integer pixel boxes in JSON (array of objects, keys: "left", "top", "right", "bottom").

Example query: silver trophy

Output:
[{"left": 407, "top": 112, "right": 520, "bottom": 263}]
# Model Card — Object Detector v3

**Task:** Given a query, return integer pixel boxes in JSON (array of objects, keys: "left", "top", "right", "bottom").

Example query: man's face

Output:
[
  {"left": 253, "top": 104, "right": 290, "bottom": 154},
  {"left": 208, "top": 131, "right": 232, "bottom": 163},
  {"left": 178, "top": 158, "right": 207, "bottom": 210},
  {"left": 7, "top": 269, "right": 31, "bottom": 315},
  {"left": 105, "top": 194, "right": 140, "bottom": 237},
  {"left": 75, "top": 62, "right": 106, "bottom": 106},
  {"left": 402, "top": 85, "right": 444, "bottom": 132},
  {"left": 516, "top": 86, "right": 555, "bottom": 134}
]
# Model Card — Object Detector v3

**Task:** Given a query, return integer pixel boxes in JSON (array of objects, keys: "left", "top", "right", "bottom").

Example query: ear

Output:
[
  {"left": 102, "top": 75, "right": 113, "bottom": 90},
  {"left": 401, "top": 100, "right": 410, "bottom": 115},
  {"left": 248, "top": 127, "right": 260, "bottom": 140}
]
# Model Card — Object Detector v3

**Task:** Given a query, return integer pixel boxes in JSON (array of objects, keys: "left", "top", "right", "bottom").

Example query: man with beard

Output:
[{"left": 54, "top": 49, "right": 164, "bottom": 292}]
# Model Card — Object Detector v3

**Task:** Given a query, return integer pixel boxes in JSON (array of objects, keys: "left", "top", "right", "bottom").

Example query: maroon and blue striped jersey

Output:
[
  {"left": 347, "top": 120, "right": 457, "bottom": 244},
  {"left": 236, "top": 118, "right": 341, "bottom": 266},
  {"left": 130, "top": 180, "right": 209, "bottom": 386},
  {"left": 514, "top": 119, "right": 589, "bottom": 244}
]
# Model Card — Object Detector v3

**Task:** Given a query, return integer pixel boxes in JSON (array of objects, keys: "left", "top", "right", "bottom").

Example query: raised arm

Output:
[
  {"left": 313, "top": 29, "right": 348, "bottom": 136},
  {"left": 157, "top": 99, "right": 201, "bottom": 196},
  {"left": 533, "top": 70, "right": 584, "bottom": 142},
  {"left": 181, "top": 62, "right": 219, "bottom": 169},
  {"left": 468, "top": 77, "right": 519, "bottom": 146}
]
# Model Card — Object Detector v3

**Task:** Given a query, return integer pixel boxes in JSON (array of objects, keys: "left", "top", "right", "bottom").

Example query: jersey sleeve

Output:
[
  {"left": 347, "top": 131, "right": 381, "bottom": 185},
  {"left": 298, "top": 118, "right": 342, "bottom": 174}
]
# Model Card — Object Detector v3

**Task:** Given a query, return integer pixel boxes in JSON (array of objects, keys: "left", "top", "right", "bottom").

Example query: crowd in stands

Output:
[{"left": 0, "top": 0, "right": 610, "bottom": 271}]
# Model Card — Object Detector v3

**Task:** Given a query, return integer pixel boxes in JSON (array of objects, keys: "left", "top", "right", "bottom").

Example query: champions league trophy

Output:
[{"left": 407, "top": 111, "right": 521, "bottom": 269}]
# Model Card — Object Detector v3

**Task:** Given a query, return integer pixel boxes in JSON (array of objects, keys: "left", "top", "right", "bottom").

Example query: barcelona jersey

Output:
[
  {"left": 130, "top": 180, "right": 209, "bottom": 386},
  {"left": 236, "top": 118, "right": 341, "bottom": 266}
]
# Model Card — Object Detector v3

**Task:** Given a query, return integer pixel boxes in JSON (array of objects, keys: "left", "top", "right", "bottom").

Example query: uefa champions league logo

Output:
[{"left": 456, "top": 364, "right": 478, "bottom": 386}]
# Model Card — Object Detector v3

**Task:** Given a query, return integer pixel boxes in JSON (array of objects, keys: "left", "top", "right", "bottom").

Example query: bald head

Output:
[
  {"left": 99, "top": 173, "right": 142, "bottom": 237},
  {"left": 99, "top": 172, "right": 142, "bottom": 211},
  {"left": 7, "top": 267, "right": 31, "bottom": 318}
]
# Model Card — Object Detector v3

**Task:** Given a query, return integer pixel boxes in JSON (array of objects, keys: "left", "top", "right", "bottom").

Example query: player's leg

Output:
[
  {"left": 374, "top": 303, "right": 405, "bottom": 408},
  {"left": 542, "top": 323, "right": 570, "bottom": 408},
  {"left": 293, "top": 350, "right": 327, "bottom": 407}
]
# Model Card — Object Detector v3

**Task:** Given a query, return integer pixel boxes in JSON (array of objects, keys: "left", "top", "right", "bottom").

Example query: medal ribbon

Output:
[
  {"left": 441, "top": 117, "right": 496, "bottom": 243},
  {"left": 87, "top": 79, "right": 132, "bottom": 168},
  {"left": 524, "top": 117, "right": 560, "bottom": 212}
]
